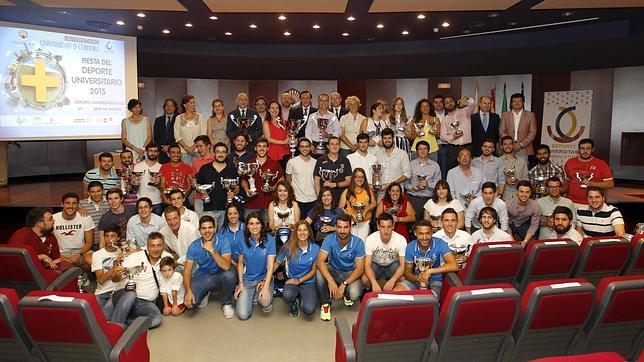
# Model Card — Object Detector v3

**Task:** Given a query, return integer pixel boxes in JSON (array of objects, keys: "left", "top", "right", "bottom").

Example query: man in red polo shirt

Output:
[
  {"left": 241, "top": 137, "right": 284, "bottom": 223},
  {"left": 564, "top": 138, "right": 614, "bottom": 206}
]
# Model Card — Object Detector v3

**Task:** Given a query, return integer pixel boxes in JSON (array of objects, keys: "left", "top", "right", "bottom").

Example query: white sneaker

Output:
[
  {"left": 222, "top": 304, "right": 234, "bottom": 319},
  {"left": 199, "top": 292, "right": 210, "bottom": 308}
]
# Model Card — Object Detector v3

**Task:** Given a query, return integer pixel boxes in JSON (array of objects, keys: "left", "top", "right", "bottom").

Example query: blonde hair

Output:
[{"left": 345, "top": 95, "right": 362, "bottom": 109}]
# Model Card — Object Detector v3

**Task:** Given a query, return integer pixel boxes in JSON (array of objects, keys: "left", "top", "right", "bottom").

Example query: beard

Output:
[
  {"left": 538, "top": 157, "right": 549, "bottom": 165},
  {"left": 554, "top": 223, "right": 572, "bottom": 235}
]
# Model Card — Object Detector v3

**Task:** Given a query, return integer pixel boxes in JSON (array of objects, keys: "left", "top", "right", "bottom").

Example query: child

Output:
[
  {"left": 160, "top": 256, "right": 186, "bottom": 316},
  {"left": 92, "top": 224, "right": 125, "bottom": 317}
]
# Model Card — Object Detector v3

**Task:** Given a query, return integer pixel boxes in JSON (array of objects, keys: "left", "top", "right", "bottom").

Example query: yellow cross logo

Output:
[{"left": 20, "top": 59, "right": 60, "bottom": 103}]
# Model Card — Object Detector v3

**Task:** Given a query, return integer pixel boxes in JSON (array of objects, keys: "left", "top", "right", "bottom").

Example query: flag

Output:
[
  {"left": 490, "top": 86, "right": 496, "bottom": 113},
  {"left": 473, "top": 82, "right": 480, "bottom": 113},
  {"left": 521, "top": 81, "right": 525, "bottom": 96},
  {"left": 502, "top": 82, "right": 508, "bottom": 113}
]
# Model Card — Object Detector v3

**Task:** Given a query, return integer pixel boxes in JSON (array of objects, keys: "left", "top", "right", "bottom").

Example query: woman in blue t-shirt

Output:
[
  {"left": 305, "top": 187, "right": 345, "bottom": 244},
  {"left": 217, "top": 203, "right": 245, "bottom": 265},
  {"left": 234, "top": 212, "right": 276, "bottom": 320},
  {"left": 274, "top": 220, "right": 320, "bottom": 317}
]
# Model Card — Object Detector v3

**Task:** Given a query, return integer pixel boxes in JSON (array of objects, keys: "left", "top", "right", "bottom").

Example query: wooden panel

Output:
[
  {"left": 620, "top": 133, "right": 644, "bottom": 166},
  {"left": 337, "top": 80, "right": 367, "bottom": 115},
  {"left": 249, "top": 80, "right": 278, "bottom": 105},
  {"left": 531, "top": 72, "right": 571, "bottom": 149}
]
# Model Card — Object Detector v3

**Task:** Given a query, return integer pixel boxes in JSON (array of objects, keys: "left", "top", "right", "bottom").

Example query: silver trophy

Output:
[
  {"left": 238, "top": 161, "right": 260, "bottom": 196},
  {"left": 319, "top": 216, "right": 333, "bottom": 232},
  {"left": 393, "top": 117, "right": 407, "bottom": 132},
  {"left": 414, "top": 120, "right": 426, "bottom": 137},
  {"left": 315, "top": 117, "right": 330, "bottom": 155},
  {"left": 196, "top": 183, "right": 214, "bottom": 203},
  {"left": 351, "top": 202, "right": 367, "bottom": 222},
  {"left": 319, "top": 169, "right": 339, "bottom": 183},
  {"left": 451, "top": 244, "right": 471, "bottom": 269},
  {"left": 504, "top": 166, "right": 517, "bottom": 184},
  {"left": 429, "top": 215, "right": 441, "bottom": 232},
  {"left": 460, "top": 192, "right": 473, "bottom": 208},
  {"left": 124, "top": 263, "right": 145, "bottom": 291},
  {"left": 635, "top": 223, "right": 644, "bottom": 235},
  {"left": 275, "top": 210, "right": 292, "bottom": 244},
  {"left": 449, "top": 120, "right": 463, "bottom": 137},
  {"left": 221, "top": 178, "right": 239, "bottom": 205},
  {"left": 130, "top": 171, "right": 144, "bottom": 192},
  {"left": 285, "top": 119, "right": 302, "bottom": 158},
  {"left": 259, "top": 169, "right": 279, "bottom": 193},
  {"left": 532, "top": 175, "right": 548, "bottom": 196},
  {"left": 387, "top": 206, "right": 400, "bottom": 216},
  {"left": 416, "top": 174, "right": 428, "bottom": 190},
  {"left": 116, "top": 167, "right": 131, "bottom": 195},
  {"left": 575, "top": 171, "right": 594, "bottom": 189},
  {"left": 414, "top": 255, "right": 436, "bottom": 289},
  {"left": 428, "top": 119, "right": 439, "bottom": 135},
  {"left": 371, "top": 163, "right": 383, "bottom": 191},
  {"left": 147, "top": 171, "right": 160, "bottom": 186}
]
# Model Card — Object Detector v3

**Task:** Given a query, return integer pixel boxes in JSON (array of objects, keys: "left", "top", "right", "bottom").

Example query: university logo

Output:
[{"left": 546, "top": 105, "right": 585, "bottom": 144}]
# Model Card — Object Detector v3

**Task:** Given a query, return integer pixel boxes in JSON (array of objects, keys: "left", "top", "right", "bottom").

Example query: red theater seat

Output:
[
  {"left": 0, "top": 288, "right": 32, "bottom": 360},
  {"left": 0, "top": 245, "right": 82, "bottom": 297},
  {"left": 440, "top": 241, "right": 523, "bottom": 304},
  {"left": 530, "top": 351, "right": 627, "bottom": 361},
  {"left": 435, "top": 284, "right": 520, "bottom": 361},
  {"left": 515, "top": 239, "right": 579, "bottom": 292},
  {"left": 18, "top": 291, "right": 151, "bottom": 362},
  {"left": 334, "top": 290, "right": 438, "bottom": 362},
  {"left": 621, "top": 235, "right": 644, "bottom": 275},
  {"left": 510, "top": 278, "right": 595, "bottom": 361},
  {"left": 578, "top": 275, "right": 644, "bottom": 360},
  {"left": 570, "top": 237, "right": 631, "bottom": 286}
]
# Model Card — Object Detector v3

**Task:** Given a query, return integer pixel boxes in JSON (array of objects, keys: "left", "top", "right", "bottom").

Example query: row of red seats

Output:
[
  {"left": 335, "top": 275, "right": 644, "bottom": 362},
  {"left": 0, "top": 289, "right": 151, "bottom": 361}
]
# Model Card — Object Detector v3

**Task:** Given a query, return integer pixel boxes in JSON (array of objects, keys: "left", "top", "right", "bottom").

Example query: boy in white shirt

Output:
[
  {"left": 159, "top": 256, "right": 186, "bottom": 316},
  {"left": 92, "top": 224, "right": 125, "bottom": 317},
  {"left": 53, "top": 192, "right": 95, "bottom": 269},
  {"left": 434, "top": 208, "right": 474, "bottom": 269}
]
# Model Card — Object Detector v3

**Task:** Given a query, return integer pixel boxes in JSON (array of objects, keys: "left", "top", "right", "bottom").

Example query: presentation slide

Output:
[{"left": 0, "top": 21, "right": 137, "bottom": 141}]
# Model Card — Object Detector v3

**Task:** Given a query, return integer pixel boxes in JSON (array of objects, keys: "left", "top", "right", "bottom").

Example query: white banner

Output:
[{"left": 541, "top": 90, "right": 593, "bottom": 166}]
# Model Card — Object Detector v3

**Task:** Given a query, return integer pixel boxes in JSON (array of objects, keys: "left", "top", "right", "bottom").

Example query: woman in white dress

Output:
[
  {"left": 174, "top": 95, "right": 207, "bottom": 165},
  {"left": 121, "top": 99, "right": 152, "bottom": 162}
]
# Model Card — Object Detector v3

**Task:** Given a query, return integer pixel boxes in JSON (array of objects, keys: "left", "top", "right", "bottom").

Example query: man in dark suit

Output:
[
  {"left": 471, "top": 96, "right": 500, "bottom": 157},
  {"left": 288, "top": 90, "right": 317, "bottom": 139},
  {"left": 329, "top": 91, "right": 348, "bottom": 120},
  {"left": 226, "top": 92, "right": 262, "bottom": 151},
  {"left": 153, "top": 98, "right": 178, "bottom": 164}
]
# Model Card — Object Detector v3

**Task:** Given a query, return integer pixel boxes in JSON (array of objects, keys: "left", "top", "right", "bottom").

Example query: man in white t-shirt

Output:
[
  {"left": 347, "top": 132, "right": 378, "bottom": 182},
  {"left": 163, "top": 189, "right": 199, "bottom": 229},
  {"left": 471, "top": 207, "right": 513, "bottom": 243},
  {"left": 434, "top": 208, "right": 474, "bottom": 269},
  {"left": 134, "top": 143, "right": 163, "bottom": 215},
  {"left": 92, "top": 224, "right": 125, "bottom": 317},
  {"left": 53, "top": 192, "right": 95, "bottom": 268},
  {"left": 285, "top": 138, "right": 318, "bottom": 218},
  {"left": 362, "top": 214, "right": 407, "bottom": 292},
  {"left": 160, "top": 206, "right": 199, "bottom": 268}
]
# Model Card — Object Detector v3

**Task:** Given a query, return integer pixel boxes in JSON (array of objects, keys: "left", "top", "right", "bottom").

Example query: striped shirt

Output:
[
  {"left": 79, "top": 197, "right": 110, "bottom": 250},
  {"left": 83, "top": 168, "right": 120, "bottom": 196},
  {"left": 576, "top": 203, "right": 624, "bottom": 237}
]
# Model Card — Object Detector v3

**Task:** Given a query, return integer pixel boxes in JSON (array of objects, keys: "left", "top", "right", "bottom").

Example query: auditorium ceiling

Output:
[{"left": 1, "top": 0, "right": 644, "bottom": 44}]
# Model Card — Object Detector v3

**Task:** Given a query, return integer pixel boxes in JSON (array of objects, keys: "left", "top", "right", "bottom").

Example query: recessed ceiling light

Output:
[
  {"left": 185, "top": 23, "right": 193, "bottom": 27},
  {"left": 162, "top": 29, "right": 170, "bottom": 34},
  {"left": 58, "top": 10, "right": 71, "bottom": 16},
  {"left": 441, "top": 21, "right": 450, "bottom": 28},
  {"left": 278, "top": 15, "right": 287, "bottom": 21},
  {"left": 225, "top": 32, "right": 232, "bottom": 36},
  {"left": 209, "top": 15, "right": 218, "bottom": 20},
  {"left": 376, "top": 24, "right": 384, "bottom": 29},
  {"left": 562, "top": 11, "right": 574, "bottom": 17},
  {"left": 283, "top": 31, "right": 291, "bottom": 36},
  {"left": 488, "top": 13, "right": 500, "bottom": 18},
  {"left": 137, "top": 25, "right": 143, "bottom": 30},
  {"left": 417, "top": 14, "right": 426, "bottom": 20},
  {"left": 507, "top": 21, "right": 518, "bottom": 26},
  {"left": 116, "top": 20, "right": 125, "bottom": 26},
  {"left": 43, "top": 19, "right": 55, "bottom": 24},
  {"left": 462, "top": 30, "right": 471, "bottom": 34},
  {"left": 342, "top": 32, "right": 349, "bottom": 36},
  {"left": 402, "top": 30, "right": 409, "bottom": 35},
  {"left": 433, "top": 27, "right": 439, "bottom": 33},
  {"left": 137, "top": 12, "right": 146, "bottom": 18},
  {"left": 347, "top": 16, "right": 355, "bottom": 21},
  {"left": 313, "top": 24, "right": 320, "bottom": 29},
  {"left": 249, "top": 24, "right": 258, "bottom": 29}
]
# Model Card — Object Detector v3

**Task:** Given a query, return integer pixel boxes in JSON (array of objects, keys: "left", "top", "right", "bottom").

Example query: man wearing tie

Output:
[
  {"left": 499, "top": 93, "right": 537, "bottom": 161},
  {"left": 288, "top": 90, "right": 317, "bottom": 140},
  {"left": 470, "top": 96, "right": 500, "bottom": 158},
  {"left": 153, "top": 98, "right": 178, "bottom": 164},
  {"left": 226, "top": 93, "right": 262, "bottom": 151},
  {"left": 280, "top": 92, "right": 292, "bottom": 122},
  {"left": 329, "top": 92, "right": 348, "bottom": 120}
]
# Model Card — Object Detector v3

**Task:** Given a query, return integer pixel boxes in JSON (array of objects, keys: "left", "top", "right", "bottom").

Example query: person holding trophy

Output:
[
  {"left": 304, "top": 93, "right": 340, "bottom": 155},
  {"left": 564, "top": 138, "right": 614, "bottom": 207},
  {"left": 313, "top": 136, "right": 352, "bottom": 202},
  {"left": 306, "top": 187, "right": 345, "bottom": 244},
  {"left": 362, "top": 214, "right": 407, "bottom": 293},
  {"left": 500, "top": 136, "right": 529, "bottom": 202},
  {"left": 423, "top": 180, "right": 465, "bottom": 231},
  {"left": 434, "top": 208, "right": 474, "bottom": 269},
  {"left": 133, "top": 143, "right": 163, "bottom": 215},
  {"left": 407, "top": 98, "right": 440, "bottom": 162},
  {"left": 401, "top": 220, "right": 457, "bottom": 296},
  {"left": 440, "top": 95, "right": 475, "bottom": 176},
  {"left": 92, "top": 224, "right": 126, "bottom": 317},
  {"left": 262, "top": 100, "right": 290, "bottom": 169},
  {"left": 241, "top": 137, "right": 284, "bottom": 222},
  {"left": 529, "top": 144, "right": 568, "bottom": 199},
  {"left": 196, "top": 142, "right": 239, "bottom": 230},
  {"left": 159, "top": 144, "right": 194, "bottom": 205},
  {"left": 376, "top": 182, "right": 415, "bottom": 241},
  {"left": 406, "top": 140, "right": 442, "bottom": 223},
  {"left": 268, "top": 180, "right": 300, "bottom": 235},
  {"left": 339, "top": 168, "right": 377, "bottom": 241},
  {"left": 374, "top": 128, "right": 411, "bottom": 200},
  {"left": 361, "top": 102, "right": 388, "bottom": 155},
  {"left": 226, "top": 92, "right": 262, "bottom": 151}
]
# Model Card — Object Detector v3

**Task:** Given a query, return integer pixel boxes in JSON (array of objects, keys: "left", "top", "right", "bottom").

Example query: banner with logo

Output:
[{"left": 541, "top": 90, "right": 593, "bottom": 166}]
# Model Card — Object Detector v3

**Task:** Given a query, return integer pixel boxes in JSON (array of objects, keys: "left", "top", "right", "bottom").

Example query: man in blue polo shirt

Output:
[
  {"left": 182, "top": 216, "right": 237, "bottom": 319},
  {"left": 402, "top": 220, "right": 458, "bottom": 296},
  {"left": 316, "top": 214, "right": 365, "bottom": 321}
]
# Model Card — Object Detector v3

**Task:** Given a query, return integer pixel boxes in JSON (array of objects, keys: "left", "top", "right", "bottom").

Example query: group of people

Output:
[{"left": 7, "top": 89, "right": 627, "bottom": 328}]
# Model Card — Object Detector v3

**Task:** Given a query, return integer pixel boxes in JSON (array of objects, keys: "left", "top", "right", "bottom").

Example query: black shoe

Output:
[{"left": 289, "top": 301, "right": 299, "bottom": 317}]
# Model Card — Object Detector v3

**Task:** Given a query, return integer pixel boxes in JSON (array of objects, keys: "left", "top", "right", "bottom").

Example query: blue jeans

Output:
[
  {"left": 400, "top": 279, "right": 443, "bottom": 297},
  {"left": 202, "top": 210, "right": 226, "bottom": 232},
  {"left": 370, "top": 261, "right": 400, "bottom": 281},
  {"left": 510, "top": 220, "right": 533, "bottom": 241},
  {"left": 96, "top": 292, "right": 113, "bottom": 318},
  {"left": 189, "top": 269, "right": 237, "bottom": 307},
  {"left": 282, "top": 283, "right": 318, "bottom": 315},
  {"left": 236, "top": 279, "right": 274, "bottom": 320},
  {"left": 108, "top": 290, "right": 162, "bottom": 328},
  {"left": 316, "top": 266, "right": 363, "bottom": 305}
]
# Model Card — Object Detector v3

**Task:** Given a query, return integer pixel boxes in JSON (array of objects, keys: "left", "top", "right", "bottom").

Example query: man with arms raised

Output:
[{"left": 362, "top": 214, "right": 407, "bottom": 292}]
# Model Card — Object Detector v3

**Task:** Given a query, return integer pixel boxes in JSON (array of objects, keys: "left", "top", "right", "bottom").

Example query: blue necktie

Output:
[{"left": 482, "top": 113, "right": 488, "bottom": 132}]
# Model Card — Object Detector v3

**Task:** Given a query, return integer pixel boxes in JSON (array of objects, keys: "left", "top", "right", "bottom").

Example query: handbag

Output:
[{"left": 144, "top": 250, "right": 165, "bottom": 312}]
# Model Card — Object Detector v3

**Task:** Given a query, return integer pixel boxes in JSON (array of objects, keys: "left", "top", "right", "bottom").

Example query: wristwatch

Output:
[{"left": 342, "top": 280, "right": 349, "bottom": 287}]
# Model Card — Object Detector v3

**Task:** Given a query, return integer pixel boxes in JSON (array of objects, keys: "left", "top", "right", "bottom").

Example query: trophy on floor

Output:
[
  {"left": 575, "top": 171, "right": 594, "bottom": 189},
  {"left": 147, "top": 171, "right": 160, "bottom": 187},
  {"left": 238, "top": 161, "right": 260, "bottom": 196},
  {"left": 414, "top": 255, "right": 436, "bottom": 289},
  {"left": 315, "top": 117, "right": 329, "bottom": 155},
  {"left": 371, "top": 163, "right": 383, "bottom": 191},
  {"left": 319, "top": 169, "right": 338, "bottom": 184},
  {"left": 532, "top": 175, "right": 548, "bottom": 196},
  {"left": 285, "top": 119, "right": 302, "bottom": 158},
  {"left": 414, "top": 120, "right": 426, "bottom": 137},
  {"left": 449, "top": 120, "right": 463, "bottom": 137},
  {"left": 196, "top": 183, "right": 214, "bottom": 203},
  {"left": 504, "top": 166, "right": 517, "bottom": 184},
  {"left": 351, "top": 202, "right": 367, "bottom": 222},
  {"left": 259, "top": 169, "right": 279, "bottom": 193},
  {"left": 275, "top": 210, "right": 292, "bottom": 244},
  {"left": 221, "top": 178, "right": 240, "bottom": 205}
]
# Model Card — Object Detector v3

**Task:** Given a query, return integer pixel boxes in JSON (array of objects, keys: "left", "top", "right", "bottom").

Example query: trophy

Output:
[
  {"left": 221, "top": 178, "right": 240, "bottom": 205},
  {"left": 351, "top": 202, "right": 367, "bottom": 222},
  {"left": 319, "top": 216, "right": 333, "bottom": 232},
  {"left": 393, "top": 117, "right": 407, "bottom": 132},
  {"left": 234, "top": 115, "right": 253, "bottom": 137},
  {"left": 196, "top": 183, "right": 214, "bottom": 203},
  {"left": 460, "top": 192, "right": 473, "bottom": 208},
  {"left": 414, "top": 120, "right": 426, "bottom": 137},
  {"left": 285, "top": 119, "right": 302, "bottom": 158},
  {"left": 123, "top": 263, "right": 145, "bottom": 291},
  {"left": 387, "top": 206, "right": 400, "bottom": 216},
  {"left": 504, "top": 166, "right": 517, "bottom": 184},
  {"left": 414, "top": 255, "right": 436, "bottom": 289},
  {"left": 416, "top": 174, "right": 428, "bottom": 190},
  {"left": 116, "top": 167, "right": 130, "bottom": 195},
  {"left": 428, "top": 119, "right": 439, "bottom": 135},
  {"left": 238, "top": 161, "right": 260, "bottom": 196},
  {"left": 130, "top": 171, "right": 143, "bottom": 192},
  {"left": 429, "top": 215, "right": 441, "bottom": 232},
  {"left": 635, "top": 223, "right": 644, "bottom": 235},
  {"left": 319, "top": 169, "right": 338, "bottom": 183},
  {"left": 315, "top": 117, "right": 329, "bottom": 155},
  {"left": 371, "top": 163, "right": 383, "bottom": 191},
  {"left": 147, "top": 171, "right": 160, "bottom": 186},
  {"left": 259, "top": 169, "right": 279, "bottom": 193},
  {"left": 451, "top": 244, "right": 471, "bottom": 269},
  {"left": 532, "top": 175, "right": 548, "bottom": 196},
  {"left": 575, "top": 171, "right": 594, "bottom": 189},
  {"left": 275, "top": 210, "right": 292, "bottom": 244},
  {"left": 77, "top": 274, "right": 86, "bottom": 293},
  {"left": 449, "top": 120, "right": 463, "bottom": 137}
]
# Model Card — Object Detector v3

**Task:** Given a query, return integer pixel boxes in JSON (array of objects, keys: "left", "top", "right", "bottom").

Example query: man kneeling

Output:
[{"left": 362, "top": 214, "right": 407, "bottom": 292}]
